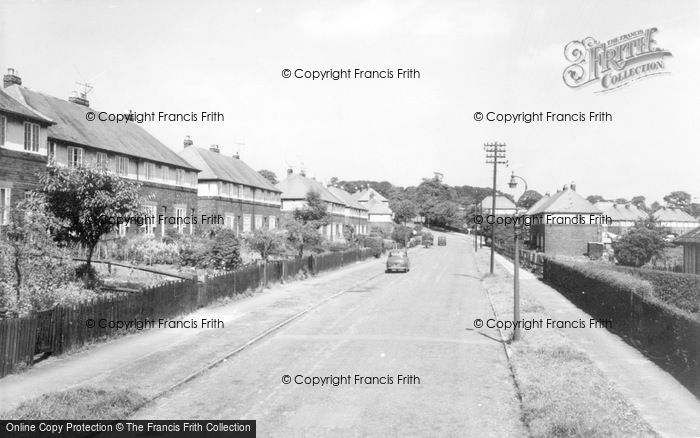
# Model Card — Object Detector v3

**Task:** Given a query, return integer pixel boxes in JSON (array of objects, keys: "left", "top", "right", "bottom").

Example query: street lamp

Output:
[{"left": 508, "top": 171, "right": 527, "bottom": 342}]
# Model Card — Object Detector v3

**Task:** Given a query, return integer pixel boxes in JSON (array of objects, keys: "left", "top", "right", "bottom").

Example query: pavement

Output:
[
  {"left": 470, "top": 236, "right": 700, "bottom": 438},
  {"left": 0, "top": 234, "right": 526, "bottom": 437}
]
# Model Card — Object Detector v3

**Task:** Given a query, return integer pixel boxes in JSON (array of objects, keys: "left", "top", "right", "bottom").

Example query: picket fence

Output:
[{"left": 0, "top": 248, "right": 373, "bottom": 378}]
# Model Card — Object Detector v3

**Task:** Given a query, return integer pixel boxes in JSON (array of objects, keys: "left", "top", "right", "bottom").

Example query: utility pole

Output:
[{"left": 484, "top": 142, "right": 507, "bottom": 274}]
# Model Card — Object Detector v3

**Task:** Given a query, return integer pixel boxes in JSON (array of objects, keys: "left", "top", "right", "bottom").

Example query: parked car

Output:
[
  {"left": 437, "top": 236, "right": 447, "bottom": 246},
  {"left": 386, "top": 250, "right": 410, "bottom": 273}
]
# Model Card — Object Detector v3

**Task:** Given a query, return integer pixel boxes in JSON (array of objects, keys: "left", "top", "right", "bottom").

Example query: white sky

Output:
[{"left": 1, "top": 0, "right": 698, "bottom": 204}]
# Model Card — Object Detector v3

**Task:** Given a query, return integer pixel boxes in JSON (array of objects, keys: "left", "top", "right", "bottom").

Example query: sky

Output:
[{"left": 1, "top": 0, "right": 698, "bottom": 205}]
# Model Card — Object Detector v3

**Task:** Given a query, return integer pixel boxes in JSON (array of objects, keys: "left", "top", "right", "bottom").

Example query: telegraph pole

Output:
[{"left": 484, "top": 142, "right": 507, "bottom": 274}]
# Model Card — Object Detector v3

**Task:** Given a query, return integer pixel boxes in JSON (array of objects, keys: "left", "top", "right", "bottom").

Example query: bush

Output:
[
  {"left": 208, "top": 228, "right": 242, "bottom": 270},
  {"left": 612, "top": 227, "right": 666, "bottom": 267},
  {"left": 125, "top": 236, "right": 180, "bottom": 265},
  {"left": 329, "top": 241, "right": 349, "bottom": 252},
  {"left": 363, "top": 236, "right": 384, "bottom": 258},
  {"left": 610, "top": 266, "right": 700, "bottom": 314}
]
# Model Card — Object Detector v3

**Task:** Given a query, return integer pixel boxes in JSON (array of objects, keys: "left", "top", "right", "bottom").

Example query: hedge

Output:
[
  {"left": 609, "top": 267, "right": 700, "bottom": 315},
  {"left": 543, "top": 257, "right": 700, "bottom": 398}
]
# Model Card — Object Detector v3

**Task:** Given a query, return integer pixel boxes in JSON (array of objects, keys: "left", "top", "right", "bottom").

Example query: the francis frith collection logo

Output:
[{"left": 563, "top": 28, "right": 672, "bottom": 92}]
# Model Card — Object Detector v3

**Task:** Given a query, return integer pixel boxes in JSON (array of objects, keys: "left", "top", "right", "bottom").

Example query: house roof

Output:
[
  {"left": 0, "top": 88, "right": 53, "bottom": 123},
  {"left": 178, "top": 147, "right": 280, "bottom": 192},
  {"left": 5, "top": 85, "right": 197, "bottom": 171},
  {"left": 524, "top": 195, "right": 550, "bottom": 216},
  {"left": 353, "top": 187, "right": 388, "bottom": 203},
  {"left": 676, "top": 226, "right": 700, "bottom": 244},
  {"left": 529, "top": 188, "right": 600, "bottom": 214},
  {"left": 595, "top": 202, "right": 648, "bottom": 222},
  {"left": 480, "top": 195, "right": 516, "bottom": 210},
  {"left": 366, "top": 198, "right": 393, "bottom": 215},
  {"left": 276, "top": 173, "right": 344, "bottom": 205},
  {"left": 327, "top": 186, "right": 368, "bottom": 211},
  {"left": 652, "top": 207, "right": 697, "bottom": 223}
]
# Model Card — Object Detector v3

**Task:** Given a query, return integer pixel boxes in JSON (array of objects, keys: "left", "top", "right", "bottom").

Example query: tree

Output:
[
  {"left": 391, "top": 224, "right": 413, "bottom": 246},
  {"left": 282, "top": 217, "right": 324, "bottom": 258},
  {"left": 245, "top": 228, "right": 286, "bottom": 262},
  {"left": 614, "top": 198, "right": 628, "bottom": 204},
  {"left": 293, "top": 191, "right": 329, "bottom": 226},
  {"left": 663, "top": 191, "right": 692, "bottom": 212},
  {"left": 430, "top": 201, "right": 461, "bottom": 228},
  {"left": 258, "top": 169, "right": 278, "bottom": 185},
  {"left": 586, "top": 195, "right": 605, "bottom": 204},
  {"left": 612, "top": 226, "right": 666, "bottom": 267},
  {"left": 650, "top": 201, "right": 661, "bottom": 212},
  {"left": 517, "top": 190, "right": 543, "bottom": 210},
  {"left": 39, "top": 164, "right": 142, "bottom": 271},
  {"left": 391, "top": 200, "right": 417, "bottom": 224},
  {"left": 630, "top": 196, "right": 647, "bottom": 211}
]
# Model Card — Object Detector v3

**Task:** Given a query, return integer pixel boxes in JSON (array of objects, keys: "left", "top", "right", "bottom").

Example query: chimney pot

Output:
[
  {"left": 570, "top": 182, "right": 576, "bottom": 191},
  {"left": 300, "top": 169, "right": 306, "bottom": 177},
  {"left": 183, "top": 135, "right": 193, "bottom": 148},
  {"left": 233, "top": 152, "right": 240, "bottom": 159},
  {"left": 209, "top": 144, "right": 220, "bottom": 153},
  {"left": 3, "top": 68, "right": 22, "bottom": 88},
  {"left": 287, "top": 168, "right": 293, "bottom": 175}
]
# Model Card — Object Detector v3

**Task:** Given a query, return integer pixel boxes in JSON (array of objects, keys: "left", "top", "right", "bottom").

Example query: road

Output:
[{"left": 132, "top": 234, "right": 525, "bottom": 437}]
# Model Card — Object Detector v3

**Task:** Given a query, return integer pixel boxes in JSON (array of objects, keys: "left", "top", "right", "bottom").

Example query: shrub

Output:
[
  {"left": 125, "top": 236, "right": 180, "bottom": 265},
  {"left": 208, "top": 229, "right": 242, "bottom": 270},
  {"left": 329, "top": 241, "right": 349, "bottom": 252},
  {"left": 363, "top": 236, "right": 384, "bottom": 257},
  {"left": 612, "top": 227, "right": 666, "bottom": 267},
  {"left": 610, "top": 266, "right": 700, "bottom": 314}
]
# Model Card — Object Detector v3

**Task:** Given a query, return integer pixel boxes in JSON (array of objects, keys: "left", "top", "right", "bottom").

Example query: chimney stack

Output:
[
  {"left": 300, "top": 169, "right": 306, "bottom": 177},
  {"left": 183, "top": 135, "right": 193, "bottom": 148},
  {"left": 68, "top": 91, "right": 90, "bottom": 107},
  {"left": 3, "top": 68, "right": 21, "bottom": 88},
  {"left": 233, "top": 152, "right": 240, "bottom": 159},
  {"left": 287, "top": 168, "right": 293, "bottom": 175},
  {"left": 570, "top": 182, "right": 576, "bottom": 191},
  {"left": 209, "top": 144, "right": 220, "bottom": 153}
]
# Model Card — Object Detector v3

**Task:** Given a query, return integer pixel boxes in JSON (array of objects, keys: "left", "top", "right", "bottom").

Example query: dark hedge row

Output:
[
  {"left": 543, "top": 258, "right": 700, "bottom": 398},
  {"left": 609, "top": 266, "right": 700, "bottom": 315}
]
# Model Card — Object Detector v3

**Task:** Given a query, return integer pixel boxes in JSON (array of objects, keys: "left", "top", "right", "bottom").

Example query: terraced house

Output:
[
  {"left": 276, "top": 169, "right": 347, "bottom": 242},
  {"left": 0, "top": 73, "right": 54, "bottom": 226},
  {"left": 326, "top": 185, "right": 369, "bottom": 236},
  {"left": 178, "top": 140, "right": 281, "bottom": 234},
  {"left": 2, "top": 68, "right": 199, "bottom": 236}
]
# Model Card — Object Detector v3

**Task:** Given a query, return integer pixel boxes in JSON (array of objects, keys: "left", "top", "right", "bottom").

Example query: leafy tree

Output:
[
  {"left": 586, "top": 195, "right": 605, "bottom": 204},
  {"left": 258, "top": 169, "right": 278, "bottom": 185},
  {"left": 293, "top": 191, "right": 329, "bottom": 226},
  {"left": 430, "top": 200, "right": 461, "bottom": 228},
  {"left": 391, "top": 200, "right": 417, "bottom": 224},
  {"left": 39, "top": 164, "right": 142, "bottom": 271},
  {"left": 630, "top": 196, "right": 647, "bottom": 211},
  {"left": 612, "top": 226, "right": 666, "bottom": 267},
  {"left": 208, "top": 228, "right": 242, "bottom": 270},
  {"left": 614, "top": 198, "right": 628, "bottom": 204},
  {"left": 245, "top": 228, "right": 286, "bottom": 262},
  {"left": 663, "top": 191, "right": 692, "bottom": 212},
  {"left": 282, "top": 217, "right": 324, "bottom": 258},
  {"left": 391, "top": 224, "right": 413, "bottom": 246},
  {"left": 517, "top": 190, "right": 543, "bottom": 209},
  {"left": 650, "top": 201, "right": 661, "bottom": 212}
]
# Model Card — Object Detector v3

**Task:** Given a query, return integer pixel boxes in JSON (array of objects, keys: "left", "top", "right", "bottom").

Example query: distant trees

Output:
[
  {"left": 258, "top": 169, "right": 278, "bottom": 185},
  {"left": 612, "top": 225, "right": 666, "bottom": 267},
  {"left": 663, "top": 191, "right": 692, "bottom": 211},
  {"left": 391, "top": 225, "right": 413, "bottom": 246},
  {"left": 586, "top": 195, "right": 605, "bottom": 204},
  {"left": 391, "top": 200, "right": 417, "bottom": 224},
  {"left": 39, "top": 164, "right": 142, "bottom": 272},
  {"left": 630, "top": 196, "right": 647, "bottom": 211},
  {"left": 284, "top": 191, "right": 329, "bottom": 258},
  {"left": 517, "top": 190, "right": 543, "bottom": 210}
]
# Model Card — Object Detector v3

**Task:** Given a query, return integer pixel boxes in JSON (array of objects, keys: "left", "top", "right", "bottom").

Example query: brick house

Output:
[
  {"left": 327, "top": 185, "right": 369, "bottom": 236},
  {"left": 528, "top": 185, "right": 603, "bottom": 257},
  {"left": 178, "top": 141, "right": 281, "bottom": 234},
  {"left": 3, "top": 69, "right": 199, "bottom": 237},
  {"left": 276, "top": 169, "right": 347, "bottom": 242},
  {"left": 676, "top": 227, "right": 700, "bottom": 274},
  {"left": 0, "top": 76, "right": 54, "bottom": 226}
]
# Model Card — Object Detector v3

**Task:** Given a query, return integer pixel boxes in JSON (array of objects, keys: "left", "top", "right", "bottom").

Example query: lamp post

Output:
[{"left": 508, "top": 171, "right": 527, "bottom": 342}]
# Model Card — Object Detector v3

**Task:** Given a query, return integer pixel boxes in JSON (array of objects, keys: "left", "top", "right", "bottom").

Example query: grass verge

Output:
[
  {"left": 479, "top": 254, "right": 659, "bottom": 437},
  {"left": 2, "top": 387, "right": 147, "bottom": 420}
]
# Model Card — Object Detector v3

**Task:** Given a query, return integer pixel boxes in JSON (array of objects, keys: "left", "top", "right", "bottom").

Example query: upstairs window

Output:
[
  {"left": 161, "top": 165, "right": 169, "bottom": 182},
  {"left": 24, "top": 122, "right": 39, "bottom": 152},
  {"left": 116, "top": 156, "right": 129, "bottom": 176},
  {"left": 175, "top": 169, "right": 184, "bottom": 186},
  {"left": 68, "top": 146, "right": 83, "bottom": 168},
  {"left": 144, "top": 162, "right": 156, "bottom": 181}
]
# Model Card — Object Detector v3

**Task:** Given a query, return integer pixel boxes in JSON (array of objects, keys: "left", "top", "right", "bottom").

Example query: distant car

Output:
[
  {"left": 437, "top": 236, "right": 447, "bottom": 246},
  {"left": 386, "top": 250, "right": 410, "bottom": 273}
]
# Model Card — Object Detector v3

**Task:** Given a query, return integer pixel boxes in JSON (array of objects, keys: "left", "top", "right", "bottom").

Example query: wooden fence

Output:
[{"left": 0, "top": 248, "right": 374, "bottom": 378}]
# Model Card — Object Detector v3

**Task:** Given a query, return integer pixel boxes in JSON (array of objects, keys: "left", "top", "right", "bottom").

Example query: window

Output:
[
  {"left": 254, "top": 214, "right": 263, "bottom": 230},
  {"left": 24, "top": 122, "right": 39, "bottom": 152},
  {"left": 190, "top": 172, "right": 197, "bottom": 187},
  {"left": 269, "top": 216, "right": 276, "bottom": 229},
  {"left": 225, "top": 214, "right": 235, "bottom": 230},
  {"left": 144, "top": 162, "right": 156, "bottom": 181},
  {"left": 162, "top": 165, "right": 170, "bottom": 182},
  {"left": 176, "top": 169, "right": 184, "bottom": 186},
  {"left": 243, "top": 214, "right": 252, "bottom": 232},
  {"left": 68, "top": 146, "right": 83, "bottom": 168},
  {"left": 0, "top": 115, "right": 5, "bottom": 145},
  {"left": 96, "top": 152, "right": 108, "bottom": 168},
  {"left": 0, "top": 188, "right": 10, "bottom": 225},
  {"left": 143, "top": 205, "right": 156, "bottom": 235},
  {"left": 47, "top": 141, "right": 56, "bottom": 162},
  {"left": 116, "top": 156, "right": 129, "bottom": 176},
  {"left": 175, "top": 207, "right": 185, "bottom": 233}
]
